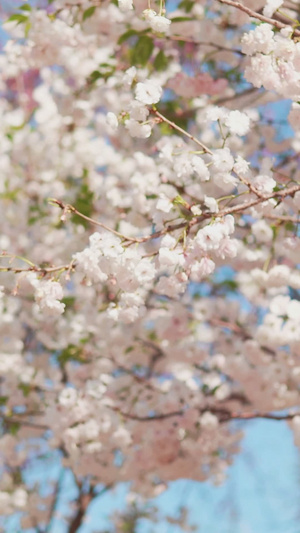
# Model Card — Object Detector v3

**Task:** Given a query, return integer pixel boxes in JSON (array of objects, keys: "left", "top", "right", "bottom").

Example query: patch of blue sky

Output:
[{"left": 259, "top": 99, "right": 294, "bottom": 143}]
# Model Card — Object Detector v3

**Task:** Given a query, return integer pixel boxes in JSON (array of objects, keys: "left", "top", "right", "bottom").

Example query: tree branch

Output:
[
  {"left": 152, "top": 109, "right": 213, "bottom": 154},
  {"left": 216, "top": 0, "right": 300, "bottom": 36},
  {"left": 45, "top": 469, "right": 65, "bottom": 533},
  {"left": 68, "top": 485, "right": 95, "bottom": 533},
  {"left": 113, "top": 405, "right": 300, "bottom": 423}
]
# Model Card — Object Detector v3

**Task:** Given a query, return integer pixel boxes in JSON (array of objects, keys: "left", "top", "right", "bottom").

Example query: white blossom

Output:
[
  {"left": 252, "top": 219, "right": 273, "bottom": 243},
  {"left": 118, "top": 0, "right": 133, "bottom": 12},
  {"left": 106, "top": 112, "right": 118, "bottom": 131},
  {"left": 135, "top": 80, "right": 163, "bottom": 105},
  {"left": 35, "top": 281, "right": 65, "bottom": 316},
  {"left": 149, "top": 15, "right": 171, "bottom": 34},
  {"left": 125, "top": 118, "right": 152, "bottom": 138},
  {"left": 263, "top": 0, "right": 283, "bottom": 18},
  {"left": 224, "top": 110, "right": 250, "bottom": 136}
]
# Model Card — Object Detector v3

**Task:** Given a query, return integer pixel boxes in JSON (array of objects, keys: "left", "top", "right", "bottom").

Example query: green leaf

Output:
[
  {"left": 28, "top": 203, "right": 47, "bottom": 226},
  {"left": 125, "top": 346, "right": 134, "bottom": 354},
  {"left": 58, "top": 344, "right": 84, "bottom": 365},
  {"left": 218, "top": 280, "right": 238, "bottom": 290},
  {"left": 170, "top": 16, "right": 193, "bottom": 22},
  {"left": 61, "top": 296, "right": 76, "bottom": 309},
  {"left": 7, "top": 13, "right": 28, "bottom": 24},
  {"left": 178, "top": 0, "right": 194, "bottom": 12},
  {"left": 89, "top": 70, "right": 102, "bottom": 83},
  {"left": 19, "top": 383, "right": 31, "bottom": 397},
  {"left": 118, "top": 29, "right": 139, "bottom": 45},
  {"left": 159, "top": 122, "right": 173, "bottom": 136},
  {"left": 19, "top": 3, "right": 31, "bottom": 10},
  {"left": 285, "top": 221, "right": 296, "bottom": 231},
  {"left": 0, "top": 396, "right": 8, "bottom": 406},
  {"left": 0, "top": 188, "right": 21, "bottom": 201},
  {"left": 153, "top": 50, "right": 169, "bottom": 71},
  {"left": 24, "top": 20, "right": 31, "bottom": 37},
  {"left": 88, "top": 64, "right": 115, "bottom": 83},
  {"left": 148, "top": 331, "right": 158, "bottom": 341},
  {"left": 71, "top": 183, "right": 94, "bottom": 228},
  {"left": 83, "top": 6, "right": 96, "bottom": 21},
  {"left": 130, "top": 35, "right": 154, "bottom": 67},
  {"left": 172, "top": 195, "right": 189, "bottom": 208},
  {"left": 9, "top": 422, "right": 20, "bottom": 435}
]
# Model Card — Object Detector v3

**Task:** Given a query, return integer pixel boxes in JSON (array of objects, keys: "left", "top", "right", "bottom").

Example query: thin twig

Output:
[
  {"left": 45, "top": 469, "right": 66, "bottom": 533},
  {"left": 113, "top": 405, "right": 300, "bottom": 423},
  {"left": 153, "top": 109, "right": 213, "bottom": 154},
  {"left": 217, "top": 0, "right": 300, "bottom": 36},
  {"left": 51, "top": 199, "right": 137, "bottom": 242},
  {"left": 2, "top": 416, "right": 48, "bottom": 430}
]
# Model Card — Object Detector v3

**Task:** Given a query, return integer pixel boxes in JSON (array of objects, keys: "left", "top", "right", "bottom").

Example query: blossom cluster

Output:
[{"left": 242, "top": 24, "right": 300, "bottom": 100}]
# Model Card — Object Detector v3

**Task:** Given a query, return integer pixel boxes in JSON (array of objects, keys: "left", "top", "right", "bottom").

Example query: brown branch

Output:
[
  {"left": 45, "top": 469, "right": 65, "bottom": 533},
  {"left": 68, "top": 486, "right": 95, "bottom": 533},
  {"left": 136, "top": 182, "right": 300, "bottom": 243},
  {"left": 153, "top": 34, "right": 245, "bottom": 54},
  {"left": 209, "top": 318, "right": 277, "bottom": 357},
  {"left": 2, "top": 416, "right": 48, "bottom": 430},
  {"left": 114, "top": 408, "right": 184, "bottom": 421},
  {"left": 227, "top": 411, "right": 300, "bottom": 421},
  {"left": 214, "top": 87, "right": 259, "bottom": 106},
  {"left": 216, "top": 0, "right": 300, "bottom": 36},
  {"left": 137, "top": 338, "right": 165, "bottom": 378},
  {"left": 152, "top": 109, "right": 213, "bottom": 154},
  {"left": 152, "top": 110, "right": 295, "bottom": 202},
  {"left": 0, "top": 264, "right": 71, "bottom": 274},
  {"left": 264, "top": 213, "right": 300, "bottom": 223},
  {"left": 51, "top": 181, "right": 300, "bottom": 250},
  {"left": 51, "top": 199, "right": 136, "bottom": 242},
  {"left": 216, "top": 182, "right": 300, "bottom": 217},
  {"left": 67, "top": 483, "right": 112, "bottom": 533},
  {"left": 113, "top": 405, "right": 300, "bottom": 423}
]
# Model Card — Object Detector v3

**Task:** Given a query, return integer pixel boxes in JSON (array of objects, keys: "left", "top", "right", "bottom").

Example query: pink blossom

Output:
[{"left": 167, "top": 72, "right": 228, "bottom": 98}]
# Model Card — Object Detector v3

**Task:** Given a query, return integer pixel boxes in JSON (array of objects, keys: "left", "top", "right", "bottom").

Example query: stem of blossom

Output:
[
  {"left": 136, "top": 183, "right": 300, "bottom": 243},
  {"left": 50, "top": 199, "right": 137, "bottom": 242},
  {"left": 152, "top": 109, "right": 213, "bottom": 154},
  {"left": 0, "top": 263, "right": 71, "bottom": 274},
  {"left": 49, "top": 184, "right": 300, "bottom": 250},
  {"left": 277, "top": 9, "right": 299, "bottom": 25},
  {"left": 215, "top": 182, "right": 300, "bottom": 218},
  {"left": 235, "top": 173, "right": 265, "bottom": 199},
  {"left": 0, "top": 252, "right": 36, "bottom": 267},
  {"left": 264, "top": 213, "right": 300, "bottom": 223},
  {"left": 153, "top": 111, "right": 267, "bottom": 200},
  {"left": 158, "top": 36, "right": 244, "bottom": 55},
  {"left": 215, "top": 87, "right": 259, "bottom": 106},
  {"left": 65, "top": 259, "right": 76, "bottom": 281},
  {"left": 216, "top": 0, "right": 300, "bottom": 36}
]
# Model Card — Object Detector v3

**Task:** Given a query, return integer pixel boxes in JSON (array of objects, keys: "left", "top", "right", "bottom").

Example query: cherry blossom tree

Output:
[{"left": 0, "top": 0, "right": 300, "bottom": 530}]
